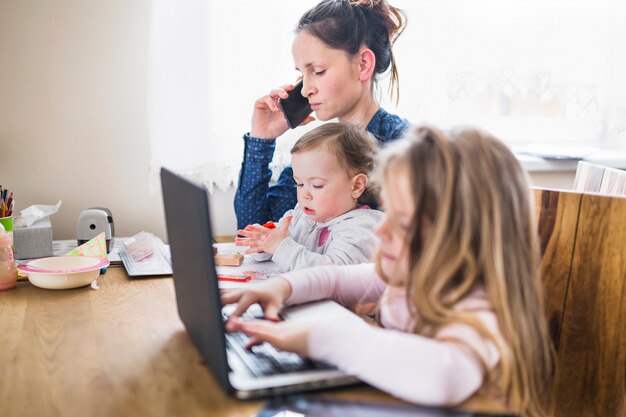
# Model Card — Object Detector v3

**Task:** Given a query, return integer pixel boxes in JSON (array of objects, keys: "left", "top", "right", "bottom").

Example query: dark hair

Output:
[
  {"left": 297, "top": 0, "right": 407, "bottom": 103},
  {"left": 291, "top": 122, "right": 379, "bottom": 206}
]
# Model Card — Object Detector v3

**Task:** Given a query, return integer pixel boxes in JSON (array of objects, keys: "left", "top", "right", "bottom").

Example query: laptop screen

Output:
[{"left": 160, "top": 167, "right": 233, "bottom": 393}]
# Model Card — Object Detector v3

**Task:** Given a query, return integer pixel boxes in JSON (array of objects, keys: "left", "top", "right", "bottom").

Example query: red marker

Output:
[
  {"left": 217, "top": 273, "right": 252, "bottom": 283},
  {"left": 262, "top": 221, "right": 276, "bottom": 229}
]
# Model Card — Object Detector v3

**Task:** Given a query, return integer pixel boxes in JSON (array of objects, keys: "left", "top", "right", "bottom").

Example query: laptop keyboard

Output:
[{"left": 223, "top": 307, "right": 334, "bottom": 377}]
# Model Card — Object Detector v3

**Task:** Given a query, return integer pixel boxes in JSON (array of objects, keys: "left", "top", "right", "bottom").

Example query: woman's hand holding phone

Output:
[{"left": 250, "top": 82, "right": 315, "bottom": 139}]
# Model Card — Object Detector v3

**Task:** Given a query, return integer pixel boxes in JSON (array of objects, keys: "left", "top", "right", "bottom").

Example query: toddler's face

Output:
[
  {"left": 292, "top": 31, "right": 366, "bottom": 123},
  {"left": 292, "top": 146, "right": 358, "bottom": 224},
  {"left": 375, "top": 172, "right": 414, "bottom": 286}
]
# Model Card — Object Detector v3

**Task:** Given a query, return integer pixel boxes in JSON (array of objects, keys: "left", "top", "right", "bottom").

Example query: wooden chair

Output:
[
  {"left": 534, "top": 187, "right": 626, "bottom": 417},
  {"left": 574, "top": 161, "right": 626, "bottom": 196}
]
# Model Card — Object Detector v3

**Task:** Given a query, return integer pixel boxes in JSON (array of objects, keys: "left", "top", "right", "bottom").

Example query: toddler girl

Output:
[
  {"left": 225, "top": 126, "right": 553, "bottom": 416},
  {"left": 236, "top": 123, "right": 383, "bottom": 271}
]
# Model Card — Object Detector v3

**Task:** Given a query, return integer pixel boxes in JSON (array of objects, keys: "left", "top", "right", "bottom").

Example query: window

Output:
[{"left": 147, "top": 0, "right": 626, "bottom": 190}]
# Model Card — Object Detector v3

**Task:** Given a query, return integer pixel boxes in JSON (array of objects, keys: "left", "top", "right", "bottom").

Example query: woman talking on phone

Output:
[{"left": 234, "top": 0, "right": 410, "bottom": 229}]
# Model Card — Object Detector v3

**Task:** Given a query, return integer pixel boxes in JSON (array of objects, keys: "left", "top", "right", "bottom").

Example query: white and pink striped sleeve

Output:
[
  {"left": 283, "top": 263, "right": 386, "bottom": 308},
  {"left": 305, "top": 313, "right": 499, "bottom": 407}
]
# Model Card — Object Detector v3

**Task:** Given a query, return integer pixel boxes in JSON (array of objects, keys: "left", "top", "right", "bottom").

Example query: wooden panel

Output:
[
  {"left": 553, "top": 193, "right": 626, "bottom": 417},
  {"left": 534, "top": 188, "right": 582, "bottom": 349}
]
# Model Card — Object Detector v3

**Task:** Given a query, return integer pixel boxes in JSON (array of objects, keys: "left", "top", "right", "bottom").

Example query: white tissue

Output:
[
  {"left": 123, "top": 231, "right": 159, "bottom": 261},
  {"left": 14, "top": 201, "right": 62, "bottom": 228}
]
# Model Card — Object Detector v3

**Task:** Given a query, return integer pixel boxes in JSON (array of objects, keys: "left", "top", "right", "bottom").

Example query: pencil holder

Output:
[{"left": 0, "top": 216, "right": 13, "bottom": 234}]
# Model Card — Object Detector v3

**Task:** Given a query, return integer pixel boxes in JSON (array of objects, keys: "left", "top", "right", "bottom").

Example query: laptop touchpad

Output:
[{"left": 282, "top": 300, "right": 359, "bottom": 324}]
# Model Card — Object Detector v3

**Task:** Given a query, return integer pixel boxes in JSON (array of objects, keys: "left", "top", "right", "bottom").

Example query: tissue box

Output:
[{"left": 14, "top": 217, "right": 53, "bottom": 260}]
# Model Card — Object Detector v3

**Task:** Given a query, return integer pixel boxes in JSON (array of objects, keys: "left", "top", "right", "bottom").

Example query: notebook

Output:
[
  {"left": 160, "top": 167, "right": 360, "bottom": 399},
  {"left": 118, "top": 241, "right": 172, "bottom": 277}
]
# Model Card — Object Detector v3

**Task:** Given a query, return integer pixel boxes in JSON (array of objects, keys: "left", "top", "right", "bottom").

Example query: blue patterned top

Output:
[{"left": 233, "top": 108, "right": 410, "bottom": 229}]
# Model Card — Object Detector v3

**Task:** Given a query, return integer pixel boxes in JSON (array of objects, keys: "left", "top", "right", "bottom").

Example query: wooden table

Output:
[{"left": 0, "top": 267, "right": 507, "bottom": 417}]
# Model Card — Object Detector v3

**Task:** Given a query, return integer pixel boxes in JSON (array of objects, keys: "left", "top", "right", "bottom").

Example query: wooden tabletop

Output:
[{"left": 0, "top": 267, "right": 507, "bottom": 417}]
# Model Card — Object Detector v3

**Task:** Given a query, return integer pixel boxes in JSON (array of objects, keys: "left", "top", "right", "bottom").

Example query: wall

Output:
[
  {"left": 528, "top": 171, "right": 576, "bottom": 190},
  {"left": 0, "top": 0, "right": 237, "bottom": 241},
  {"left": 0, "top": 1, "right": 590, "bottom": 243}
]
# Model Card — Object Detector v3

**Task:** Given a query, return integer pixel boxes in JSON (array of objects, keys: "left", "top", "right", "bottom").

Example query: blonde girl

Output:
[{"left": 223, "top": 126, "right": 553, "bottom": 416}]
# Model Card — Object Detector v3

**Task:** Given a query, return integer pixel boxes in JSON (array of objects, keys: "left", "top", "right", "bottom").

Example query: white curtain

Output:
[
  {"left": 384, "top": 0, "right": 626, "bottom": 148},
  {"left": 147, "top": 0, "right": 626, "bottom": 190}
]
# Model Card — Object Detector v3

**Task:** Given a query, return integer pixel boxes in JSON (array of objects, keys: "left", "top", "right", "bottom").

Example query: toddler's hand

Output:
[{"left": 235, "top": 216, "right": 292, "bottom": 254}]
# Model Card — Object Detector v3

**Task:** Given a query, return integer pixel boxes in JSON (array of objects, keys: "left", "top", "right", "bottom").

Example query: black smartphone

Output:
[{"left": 278, "top": 80, "right": 313, "bottom": 129}]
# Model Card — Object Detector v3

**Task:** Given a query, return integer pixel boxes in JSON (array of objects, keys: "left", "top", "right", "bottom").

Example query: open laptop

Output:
[{"left": 160, "top": 167, "right": 360, "bottom": 399}]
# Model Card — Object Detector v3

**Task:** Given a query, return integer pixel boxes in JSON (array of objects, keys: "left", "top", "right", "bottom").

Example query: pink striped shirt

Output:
[{"left": 283, "top": 263, "right": 501, "bottom": 406}]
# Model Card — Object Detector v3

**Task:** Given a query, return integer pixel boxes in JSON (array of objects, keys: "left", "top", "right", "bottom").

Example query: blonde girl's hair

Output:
[
  {"left": 375, "top": 126, "right": 554, "bottom": 416},
  {"left": 297, "top": 0, "right": 407, "bottom": 103},
  {"left": 291, "top": 122, "right": 379, "bottom": 207}
]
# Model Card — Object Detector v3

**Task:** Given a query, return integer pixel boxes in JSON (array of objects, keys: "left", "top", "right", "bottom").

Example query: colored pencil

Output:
[{"left": 0, "top": 189, "right": 13, "bottom": 217}]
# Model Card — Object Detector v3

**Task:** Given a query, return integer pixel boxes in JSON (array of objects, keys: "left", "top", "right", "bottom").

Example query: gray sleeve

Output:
[{"left": 271, "top": 215, "right": 380, "bottom": 271}]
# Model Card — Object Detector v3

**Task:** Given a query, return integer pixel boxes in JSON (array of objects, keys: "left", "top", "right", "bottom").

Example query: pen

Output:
[
  {"left": 6, "top": 192, "right": 12, "bottom": 213},
  {"left": 217, "top": 273, "right": 252, "bottom": 283}
]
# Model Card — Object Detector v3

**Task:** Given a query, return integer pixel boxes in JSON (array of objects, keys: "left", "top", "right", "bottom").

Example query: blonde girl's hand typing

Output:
[
  {"left": 235, "top": 216, "right": 293, "bottom": 254},
  {"left": 221, "top": 277, "right": 292, "bottom": 322},
  {"left": 250, "top": 82, "right": 315, "bottom": 139},
  {"left": 226, "top": 317, "right": 311, "bottom": 356}
]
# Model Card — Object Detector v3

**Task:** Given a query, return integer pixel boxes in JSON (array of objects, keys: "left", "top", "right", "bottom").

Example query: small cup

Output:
[{"left": 0, "top": 216, "right": 12, "bottom": 233}]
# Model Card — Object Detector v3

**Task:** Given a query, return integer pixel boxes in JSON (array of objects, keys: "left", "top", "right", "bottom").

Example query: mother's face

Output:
[{"left": 291, "top": 31, "right": 367, "bottom": 123}]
